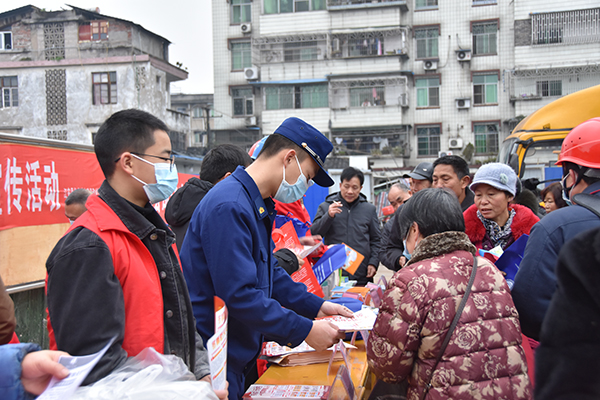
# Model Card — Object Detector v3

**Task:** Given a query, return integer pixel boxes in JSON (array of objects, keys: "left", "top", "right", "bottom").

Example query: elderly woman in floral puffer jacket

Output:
[{"left": 367, "top": 189, "right": 532, "bottom": 400}]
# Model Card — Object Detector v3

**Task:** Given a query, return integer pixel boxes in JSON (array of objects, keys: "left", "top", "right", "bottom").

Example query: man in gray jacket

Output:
[{"left": 312, "top": 167, "right": 381, "bottom": 285}]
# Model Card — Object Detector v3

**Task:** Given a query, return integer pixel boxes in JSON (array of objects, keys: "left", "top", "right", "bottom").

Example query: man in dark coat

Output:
[
  {"left": 165, "top": 144, "right": 252, "bottom": 251},
  {"left": 311, "top": 167, "right": 382, "bottom": 285},
  {"left": 379, "top": 182, "right": 411, "bottom": 271},
  {"left": 432, "top": 155, "right": 474, "bottom": 212}
]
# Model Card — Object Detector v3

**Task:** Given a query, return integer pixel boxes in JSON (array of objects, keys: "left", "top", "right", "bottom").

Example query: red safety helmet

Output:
[{"left": 556, "top": 117, "right": 600, "bottom": 169}]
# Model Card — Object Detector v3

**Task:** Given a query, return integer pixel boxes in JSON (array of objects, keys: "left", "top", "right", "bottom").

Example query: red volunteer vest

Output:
[{"left": 48, "top": 194, "right": 165, "bottom": 356}]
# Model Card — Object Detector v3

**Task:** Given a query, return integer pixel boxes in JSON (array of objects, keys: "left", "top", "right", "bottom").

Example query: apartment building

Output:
[
  {"left": 509, "top": 1, "right": 600, "bottom": 117},
  {"left": 0, "top": 5, "right": 189, "bottom": 146},
  {"left": 171, "top": 93, "right": 215, "bottom": 150},
  {"left": 212, "top": 0, "right": 523, "bottom": 167}
]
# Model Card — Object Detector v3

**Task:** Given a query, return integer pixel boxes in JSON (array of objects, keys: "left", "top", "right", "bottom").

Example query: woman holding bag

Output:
[{"left": 366, "top": 189, "right": 531, "bottom": 399}]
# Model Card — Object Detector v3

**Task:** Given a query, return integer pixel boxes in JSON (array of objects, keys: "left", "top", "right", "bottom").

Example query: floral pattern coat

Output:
[{"left": 367, "top": 231, "right": 532, "bottom": 400}]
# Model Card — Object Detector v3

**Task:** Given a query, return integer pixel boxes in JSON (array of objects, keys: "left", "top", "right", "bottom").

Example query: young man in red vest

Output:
[{"left": 46, "top": 110, "right": 226, "bottom": 398}]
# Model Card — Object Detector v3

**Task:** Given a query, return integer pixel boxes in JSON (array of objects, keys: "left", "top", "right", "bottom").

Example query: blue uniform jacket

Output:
[
  {"left": 512, "top": 180, "right": 600, "bottom": 340},
  {"left": 180, "top": 167, "right": 324, "bottom": 399},
  {"left": 0, "top": 343, "right": 40, "bottom": 400}
]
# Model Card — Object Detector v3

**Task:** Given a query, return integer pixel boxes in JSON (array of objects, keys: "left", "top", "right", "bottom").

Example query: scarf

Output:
[{"left": 477, "top": 208, "right": 516, "bottom": 249}]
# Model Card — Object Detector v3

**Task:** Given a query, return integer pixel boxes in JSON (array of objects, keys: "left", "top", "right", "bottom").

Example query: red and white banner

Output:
[{"left": 0, "top": 143, "right": 195, "bottom": 231}]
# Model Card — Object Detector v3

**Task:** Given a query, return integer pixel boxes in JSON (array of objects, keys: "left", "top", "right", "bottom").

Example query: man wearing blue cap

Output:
[{"left": 180, "top": 117, "right": 352, "bottom": 399}]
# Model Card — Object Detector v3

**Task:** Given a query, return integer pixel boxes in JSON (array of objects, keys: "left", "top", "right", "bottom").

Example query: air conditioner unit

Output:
[
  {"left": 455, "top": 98, "right": 471, "bottom": 109},
  {"left": 244, "top": 66, "right": 259, "bottom": 80},
  {"left": 438, "top": 150, "right": 453, "bottom": 158},
  {"left": 449, "top": 138, "right": 464, "bottom": 149},
  {"left": 456, "top": 49, "right": 471, "bottom": 61},
  {"left": 245, "top": 116, "right": 257, "bottom": 126},
  {"left": 240, "top": 23, "right": 252, "bottom": 34},
  {"left": 399, "top": 93, "right": 409, "bottom": 107},
  {"left": 423, "top": 60, "right": 438, "bottom": 71}
]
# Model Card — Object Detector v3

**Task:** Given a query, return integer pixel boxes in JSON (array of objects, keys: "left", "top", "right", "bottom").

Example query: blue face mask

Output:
[
  {"left": 131, "top": 154, "right": 179, "bottom": 204},
  {"left": 273, "top": 156, "right": 313, "bottom": 203},
  {"left": 402, "top": 239, "right": 412, "bottom": 261}
]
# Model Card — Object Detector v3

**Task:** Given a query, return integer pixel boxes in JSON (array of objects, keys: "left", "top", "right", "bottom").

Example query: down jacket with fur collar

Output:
[
  {"left": 463, "top": 204, "right": 539, "bottom": 251},
  {"left": 367, "top": 231, "right": 532, "bottom": 400}
]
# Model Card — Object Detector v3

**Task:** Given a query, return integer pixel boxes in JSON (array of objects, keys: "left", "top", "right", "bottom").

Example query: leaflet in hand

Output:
[{"left": 318, "top": 309, "right": 377, "bottom": 332}]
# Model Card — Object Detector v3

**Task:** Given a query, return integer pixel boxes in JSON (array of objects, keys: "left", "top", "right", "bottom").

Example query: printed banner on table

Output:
[{"left": 0, "top": 142, "right": 195, "bottom": 231}]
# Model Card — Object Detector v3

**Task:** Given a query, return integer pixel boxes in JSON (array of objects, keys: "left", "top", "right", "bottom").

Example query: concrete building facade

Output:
[{"left": 0, "top": 5, "right": 189, "bottom": 147}]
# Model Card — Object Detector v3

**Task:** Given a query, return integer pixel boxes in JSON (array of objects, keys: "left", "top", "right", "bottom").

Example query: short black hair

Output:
[
  {"left": 200, "top": 144, "right": 252, "bottom": 184},
  {"left": 65, "top": 189, "right": 91, "bottom": 206},
  {"left": 341, "top": 167, "right": 364, "bottom": 186},
  {"left": 257, "top": 133, "right": 309, "bottom": 161},
  {"left": 397, "top": 188, "right": 464, "bottom": 240},
  {"left": 433, "top": 155, "right": 470, "bottom": 179},
  {"left": 94, "top": 109, "right": 169, "bottom": 178}
]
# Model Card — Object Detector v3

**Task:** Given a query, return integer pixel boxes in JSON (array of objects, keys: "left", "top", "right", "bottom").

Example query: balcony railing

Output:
[{"left": 327, "top": 0, "right": 408, "bottom": 11}]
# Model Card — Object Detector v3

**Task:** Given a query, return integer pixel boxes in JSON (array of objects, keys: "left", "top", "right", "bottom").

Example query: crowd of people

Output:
[{"left": 1, "top": 111, "right": 599, "bottom": 400}]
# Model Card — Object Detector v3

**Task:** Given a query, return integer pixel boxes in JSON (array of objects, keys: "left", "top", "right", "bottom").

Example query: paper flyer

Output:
[
  {"left": 38, "top": 336, "right": 116, "bottom": 400},
  {"left": 291, "top": 263, "right": 325, "bottom": 298},
  {"left": 207, "top": 296, "right": 228, "bottom": 391},
  {"left": 319, "top": 309, "right": 377, "bottom": 332}
]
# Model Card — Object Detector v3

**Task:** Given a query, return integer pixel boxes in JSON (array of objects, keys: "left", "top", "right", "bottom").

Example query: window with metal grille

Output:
[
  {"left": 536, "top": 80, "right": 562, "bottom": 97},
  {"left": 350, "top": 86, "right": 384, "bottom": 107},
  {"left": 92, "top": 72, "right": 117, "bottom": 105},
  {"left": 233, "top": 88, "right": 254, "bottom": 116},
  {"left": 532, "top": 8, "right": 600, "bottom": 45},
  {"left": 415, "top": 0, "right": 437, "bottom": 9},
  {"left": 348, "top": 37, "right": 384, "bottom": 57},
  {"left": 265, "top": 84, "right": 328, "bottom": 110},
  {"left": 417, "top": 125, "right": 440, "bottom": 156},
  {"left": 232, "top": 0, "right": 252, "bottom": 23},
  {"left": 47, "top": 130, "right": 68, "bottom": 141},
  {"left": 473, "top": 74, "right": 498, "bottom": 105},
  {"left": 415, "top": 27, "right": 439, "bottom": 59},
  {"left": 264, "top": 0, "right": 325, "bottom": 14},
  {"left": 0, "top": 32, "right": 12, "bottom": 50},
  {"left": 284, "top": 41, "right": 318, "bottom": 61},
  {"left": 0, "top": 76, "right": 18, "bottom": 108},
  {"left": 231, "top": 42, "right": 252, "bottom": 70},
  {"left": 473, "top": 22, "right": 497, "bottom": 55},
  {"left": 416, "top": 77, "right": 440, "bottom": 107},
  {"left": 474, "top": 123, "right": 499, "bottom": 154}
]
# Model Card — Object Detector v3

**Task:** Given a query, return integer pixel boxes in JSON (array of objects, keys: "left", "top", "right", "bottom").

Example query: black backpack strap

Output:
[
  {"left": 421, "top": 255, "right": 478, "bottom": 400},
  {"left": 572, "top": 193, "right": 600, "bottom": 219}
]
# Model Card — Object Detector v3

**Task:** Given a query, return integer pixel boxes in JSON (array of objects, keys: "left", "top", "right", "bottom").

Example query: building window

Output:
[
  {"left": 264, "top": 0, "right": 325, "bottom": 13},
  {"left": 192, "top": 107, "right": 203, "bottom": 118},
  {"left": 0, "top": 32, "right": 12, "bottom": 50},
  {"left": 169, "top": 131, "right": 186, "bottom": 153},
  {"left": 473, "top": 0, "right": 497, "bottom": 5},
  {"left": 416, "top": 125, "right": 441, "bottom": 156},
  {"left": 415, "top": 27, "right": 439, "bottom": 59},
  {"left": 348, "top": 37, "right": 384, "bottom": 57},
  {"left": 415, "top": 0, "right": 437, "bottom": 9},
  {"left": 350, "top": 86, "right": 384, "bottom": 107},
  {"left": 537, "top": 80, "right": 562, "bottom": 97},
  {"left": 47, "top": 130, "right": 68, "bottom": 141},
  {"left": 231, "top": 42, "right": 252, "bottom": 70},
  {"left": 473, "top": 22, "right": 497, "bottom": 55},
  {"left": 474, "top": 122, "right": 499, "bottom": 154},
  {"left": 233, "top": 88, "right": 254, "bottom": 116},
  {"left": 79, "top": 21, "right": 108, "bottom": 41},
  {"left": 284, "top": 41, "right": 318, "bottom": 61},
  {"left": 265, "top": 84, "right": 328, "bottom": 110},
  {"left": 416, "top": 77, "right": 440, "bottom": 107},
  {"left": 92, "top": 72, "right": 117, "bottom": 105},
  {"left": 0, "top": 76, "right": 18, "bottom": 108},
  {"left": 232, "top": 0, "right": 252, "bottom": 23},
  {"left": 532, "top": 8, "right": 600, "bottom": 45},
  {"left": 473, "top": 74, "right": 498, "bottom": 105}
]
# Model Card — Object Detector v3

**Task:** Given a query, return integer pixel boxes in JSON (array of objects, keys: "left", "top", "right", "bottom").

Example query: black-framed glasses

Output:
[{"left": 131, "top": 152, "right": 175, "bottom": 166}]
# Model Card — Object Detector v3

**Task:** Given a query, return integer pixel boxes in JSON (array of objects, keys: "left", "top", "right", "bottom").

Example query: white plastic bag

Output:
[{"left": 70, "top": 347, "right": 219, "bottom": 400}]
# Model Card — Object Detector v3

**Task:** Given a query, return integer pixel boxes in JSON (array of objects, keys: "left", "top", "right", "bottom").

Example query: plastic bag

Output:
[{"left": 70, "top": 347, "right": 219, "bottom": 400}]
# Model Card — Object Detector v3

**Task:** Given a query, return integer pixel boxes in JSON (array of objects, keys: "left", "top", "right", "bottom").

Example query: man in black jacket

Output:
[
  {"left": 165, "top": 144, "right": 252, "bottom": 251},
  {"left": 311, "top": 167, "right": 381, "bottom": 285},
  {"left": 379, "top": 182, "right": 411, "bottom": 271}
]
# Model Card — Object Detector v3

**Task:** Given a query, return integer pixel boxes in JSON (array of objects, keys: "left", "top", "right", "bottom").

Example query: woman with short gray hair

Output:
[{"left": 367, "top": 188, "right": 532, "bottom": 399}]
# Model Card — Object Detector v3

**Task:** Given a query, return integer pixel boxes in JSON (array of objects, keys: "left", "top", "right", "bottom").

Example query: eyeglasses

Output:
[{"left": 114, "top": 153, "right": 176, "bottom": 170}]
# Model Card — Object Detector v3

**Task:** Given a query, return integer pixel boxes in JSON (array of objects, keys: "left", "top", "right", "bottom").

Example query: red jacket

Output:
[
  {"left": 48, "top": 195, "right": 165, "bottom": 356},
  {"left": 464, "top": 204, "right": 539, "bottom": 251}
]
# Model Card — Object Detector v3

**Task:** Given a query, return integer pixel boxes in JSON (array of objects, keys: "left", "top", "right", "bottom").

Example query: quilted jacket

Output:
[{"left": 367, "top": 231, "right": 532, "bottom": 400}]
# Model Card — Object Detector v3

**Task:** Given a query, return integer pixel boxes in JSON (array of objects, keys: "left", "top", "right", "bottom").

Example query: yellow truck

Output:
[{"left": 498, "top": 84, "right": 600, "bottom": 187}]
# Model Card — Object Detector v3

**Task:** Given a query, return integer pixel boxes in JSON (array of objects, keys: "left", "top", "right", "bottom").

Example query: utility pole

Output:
[{"left": 204, "top": 107, "right": 212, "bottom": 150}]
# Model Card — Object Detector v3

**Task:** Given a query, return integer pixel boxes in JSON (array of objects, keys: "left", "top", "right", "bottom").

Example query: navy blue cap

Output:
[{"left": 274, "top": 117, "right": 334, "bottom": 187}]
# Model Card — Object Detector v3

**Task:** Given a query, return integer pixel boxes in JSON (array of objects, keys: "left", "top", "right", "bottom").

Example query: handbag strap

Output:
[{"left": 421, "top": 255, "right": 478, "bottom": 400}]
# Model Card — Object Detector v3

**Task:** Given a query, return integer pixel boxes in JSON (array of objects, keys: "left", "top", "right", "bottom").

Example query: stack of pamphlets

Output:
[
  {"left": 263, "top": 341, "right": 356, "bottom": 367},
  {"left": 243, "top": 385, "right": 330, "bottom": 399}
]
